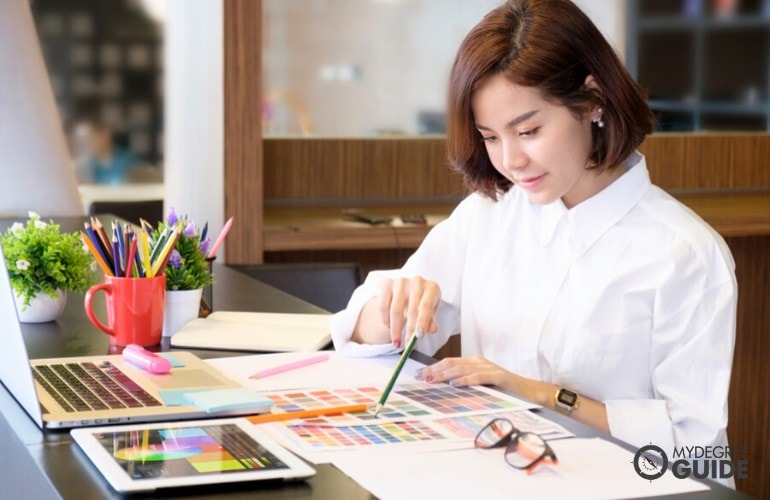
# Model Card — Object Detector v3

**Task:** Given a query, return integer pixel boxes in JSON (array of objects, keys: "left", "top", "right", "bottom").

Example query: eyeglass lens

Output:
[
  {"left": 474, "top": 418, "right": 514, "bottom": 448},
  {"left": 505, "top": 431, "right": 548, "bottom": 469}
]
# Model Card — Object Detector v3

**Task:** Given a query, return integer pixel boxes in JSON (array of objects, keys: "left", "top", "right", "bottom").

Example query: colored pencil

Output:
[
  {"left": 249, "top": 353, "right": 330, "bottom": 380},
  {"left": 373, "top": 329, "right": 423, "bottom": 416},
  {"left": 207, "top": 217, "right": 233, "bottom": 258},
  {"left": 125, "top": 236, "right": 137, "bottom": 278},
  {"left": 150, "top": 228, "right": 178, "bottom": 276},
  {"left": 247, "top": 404, "right": 371, "bottom": 425},
  {"left": 80, "top": 230, "right": 113, "bottom": 276},
  {"left": 111, "top": 235, "right": 121, "bottom": 277}
]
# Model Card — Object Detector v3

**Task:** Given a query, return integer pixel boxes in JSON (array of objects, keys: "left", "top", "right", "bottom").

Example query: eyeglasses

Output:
[{"left": 474, "top": 418, "right": 557, "bottom": 473}]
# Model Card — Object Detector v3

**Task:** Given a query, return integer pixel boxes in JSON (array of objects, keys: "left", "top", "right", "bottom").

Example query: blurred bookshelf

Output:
[
  {"left": 30, "top": 0, "right": 163, "bottom": 167},
  {"left": 627, "top": 0, "right": 770, "bottom": 131}
]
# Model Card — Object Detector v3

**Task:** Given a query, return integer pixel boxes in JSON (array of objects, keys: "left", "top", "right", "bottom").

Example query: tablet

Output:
[{"left": 71, "top": 418, "right": 315, "bottom": 493}]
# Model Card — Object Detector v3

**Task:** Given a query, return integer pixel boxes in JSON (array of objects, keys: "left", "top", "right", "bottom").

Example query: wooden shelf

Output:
[
  {"left": 674, "top": 190, "right": 770, "bottom": 237},
  {"left": 262, "top": 191, "right": 770, "bottom": 252},
  {"left": 263, "top": 204, "right": 455, "bottom": 251}
]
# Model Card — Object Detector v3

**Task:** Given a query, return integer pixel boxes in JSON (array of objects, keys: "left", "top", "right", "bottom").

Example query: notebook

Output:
[
  {"left": 170, "top": 311, "right": 332, "bottom": 352},
  {"left": 71, "top": 418, "right": 315, "bottom": 493},
  {"left": 0, "top": 241, "right": 271, "bottom": 429}
]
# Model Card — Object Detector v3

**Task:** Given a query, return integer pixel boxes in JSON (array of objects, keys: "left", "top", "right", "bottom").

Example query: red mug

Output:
[{"left": 84, "top": 275, "right": 166, "bottom": 347}]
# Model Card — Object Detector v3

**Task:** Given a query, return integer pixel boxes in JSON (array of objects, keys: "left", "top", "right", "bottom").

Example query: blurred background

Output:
[{"left": 27, "top": 0, "right": 770, "bottom": 186}]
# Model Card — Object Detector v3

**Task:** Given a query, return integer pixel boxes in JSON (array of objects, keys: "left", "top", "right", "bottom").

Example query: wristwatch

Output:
[{"left": 554, "top": 388, "right": 580, "bottom": 415}]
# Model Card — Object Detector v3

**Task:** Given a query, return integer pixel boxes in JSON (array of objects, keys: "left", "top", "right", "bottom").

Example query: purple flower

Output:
[
  {"left": 169, "top": 249, "right": 182, "bottom": 268},
  {"left": 200, "top": 238, "right": 210, "bottom": 255},
  {"left": 168, "top": 207, "right": 178, "bottom": 226},
  {"left": 184, "top": 221, "right": 195, "bottom": 238}
]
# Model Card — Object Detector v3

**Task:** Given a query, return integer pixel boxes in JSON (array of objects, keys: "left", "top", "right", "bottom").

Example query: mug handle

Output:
[{"left": 84, "top": 282, "right": 115, "bottom": 337}]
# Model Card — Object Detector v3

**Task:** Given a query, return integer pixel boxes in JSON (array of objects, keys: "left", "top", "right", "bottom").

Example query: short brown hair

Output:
[{"left": 446, "top": 0, "right": 654, "bottom": 199}]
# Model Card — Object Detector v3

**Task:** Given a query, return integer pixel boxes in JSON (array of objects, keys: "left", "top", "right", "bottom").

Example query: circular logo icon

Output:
[{"left": 633, "top": 444, "right": 668, "bottom": 480}]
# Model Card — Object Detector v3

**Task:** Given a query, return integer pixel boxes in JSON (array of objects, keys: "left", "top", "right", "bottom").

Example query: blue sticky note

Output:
[
  {"left": 159, "top": 353, "right": 185, "bottom": 367},
  {"left": 159, "top": 388, "right": 211, "bottom": 406},
  {"left": 183, "top": 388, "right": 274, "bottom": 414}
]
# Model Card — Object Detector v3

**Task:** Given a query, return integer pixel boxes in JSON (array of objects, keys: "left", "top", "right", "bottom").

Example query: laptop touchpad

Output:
[{"left": 148, "top": 370, "right": 227, "bottom": 389}]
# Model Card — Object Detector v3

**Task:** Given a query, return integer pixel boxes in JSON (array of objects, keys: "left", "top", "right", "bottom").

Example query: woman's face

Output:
[{"left": 471, "top": 73, "right": 617, "bottom": 208}]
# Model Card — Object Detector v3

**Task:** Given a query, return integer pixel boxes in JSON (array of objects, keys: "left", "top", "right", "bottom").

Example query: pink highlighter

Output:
[{"left": 122, "top": 344, "right": 172, "bottom": 374}]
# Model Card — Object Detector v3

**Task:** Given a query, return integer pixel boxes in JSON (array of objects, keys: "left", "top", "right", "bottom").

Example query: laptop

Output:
[{"left": 0, "top": 241, "right": 271, "bottom": 429}]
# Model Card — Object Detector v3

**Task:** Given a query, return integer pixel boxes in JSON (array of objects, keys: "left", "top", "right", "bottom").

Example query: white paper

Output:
[
  {"left": 332, "top": 438, "right": 711, "bottom": 500},
  {"left": 206, "top": 351, "right": 425, "bottom": 391}
]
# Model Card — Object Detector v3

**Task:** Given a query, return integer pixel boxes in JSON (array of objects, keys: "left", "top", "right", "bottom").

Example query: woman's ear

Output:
[{"left": 584, "top": 74, "right": 602, "bottom": 93}]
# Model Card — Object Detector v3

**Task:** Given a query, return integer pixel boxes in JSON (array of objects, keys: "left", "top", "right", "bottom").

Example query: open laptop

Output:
[{"left": 0, "top": 241, "right": 271, "bottom": 429}]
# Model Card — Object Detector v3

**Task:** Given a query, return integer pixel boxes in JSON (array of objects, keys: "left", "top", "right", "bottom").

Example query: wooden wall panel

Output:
[
  {"left": 641, "top": 133, "right": 770, "bottom": 190},
  {"left": 264, "top": 134, "right": 770, "bottom": 205},
  {"left": 263, "top": 137, "right": 465, "bottom": 202},
  {"left": 725, "top": 235, "right": 770, "bottom": 498},
  {"left": 224, "top": 0, "right": 263, "bottom": 264}
]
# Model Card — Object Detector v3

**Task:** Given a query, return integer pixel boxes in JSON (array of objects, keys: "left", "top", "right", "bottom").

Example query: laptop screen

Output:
[{"left": 0, "top": 241, "right": 44, "bottom": 426}]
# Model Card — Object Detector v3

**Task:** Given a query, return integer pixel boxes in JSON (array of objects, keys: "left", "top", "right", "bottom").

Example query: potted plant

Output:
[
  {"left": 1, "top": 212, "right": 95, "bottom": 322},
  {"left": 154, "top": 208, "right": 214, "bottom": 337}
]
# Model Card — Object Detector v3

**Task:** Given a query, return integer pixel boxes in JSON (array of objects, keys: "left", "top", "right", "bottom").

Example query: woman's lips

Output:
[{"left": 515, "top": 173, "right": 546, "bottom": 190}]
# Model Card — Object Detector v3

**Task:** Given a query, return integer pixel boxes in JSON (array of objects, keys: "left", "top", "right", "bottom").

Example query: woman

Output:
[{"left": 330, "top": 0, "right": 736, "bottom": 479}]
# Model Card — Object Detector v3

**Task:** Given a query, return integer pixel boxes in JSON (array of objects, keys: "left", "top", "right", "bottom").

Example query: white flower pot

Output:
[
  {"left": 162, "top": 288, "right": 203, "bottom": 337},
  {"left": 14, "top": 289, "right": 67, "bottom": 323}
]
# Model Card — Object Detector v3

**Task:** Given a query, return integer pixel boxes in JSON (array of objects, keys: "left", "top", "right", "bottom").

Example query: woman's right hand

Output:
[{"left": 377, "top": 276, "right": 441, "bottom": 348}]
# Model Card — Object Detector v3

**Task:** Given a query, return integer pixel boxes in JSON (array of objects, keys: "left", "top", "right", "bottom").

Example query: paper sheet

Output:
[
  {"left": 332, "top": 437, "right": 711, "bottom": 500},
  {"left": 205, "top": 351, "right": 426, "bottom": 391}
]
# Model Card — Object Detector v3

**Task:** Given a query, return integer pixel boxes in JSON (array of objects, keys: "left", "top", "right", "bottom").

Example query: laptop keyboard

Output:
[{"left": 32, "top": 361, "right": 161, "bottom": 412}]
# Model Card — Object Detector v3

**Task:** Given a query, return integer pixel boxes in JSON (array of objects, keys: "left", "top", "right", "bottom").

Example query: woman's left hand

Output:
[{"left": 416, "top": 355, "right": 510, "bottom": 388}]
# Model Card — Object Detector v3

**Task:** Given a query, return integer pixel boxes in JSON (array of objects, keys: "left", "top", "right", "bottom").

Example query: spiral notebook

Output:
[{"left": 169, "top": 311, "right": 332, "bottom": 353}]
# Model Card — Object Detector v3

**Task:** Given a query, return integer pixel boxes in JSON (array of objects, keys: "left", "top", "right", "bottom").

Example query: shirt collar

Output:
[
  {"left": 529, "top": 152, "right": 650, "bottom": 250},
  {"left": 565, "top": 152, "right": 651, "bottom": 257}
]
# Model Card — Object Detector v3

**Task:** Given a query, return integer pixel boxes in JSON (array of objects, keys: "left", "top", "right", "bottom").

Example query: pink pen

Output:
[{"left": 122, "top": 344, "right": 172, "bottom": 374}]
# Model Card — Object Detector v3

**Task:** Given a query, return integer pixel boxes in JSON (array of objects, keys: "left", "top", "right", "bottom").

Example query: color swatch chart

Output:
[
  {"left": 264, "top": 383, "right": 529, "bottom": 426},
  {"left": 273, "top": 409, "right": 570, "bottom": 453}
]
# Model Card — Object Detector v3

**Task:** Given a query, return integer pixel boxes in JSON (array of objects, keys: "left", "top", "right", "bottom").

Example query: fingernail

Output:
[
  {"left": 425, "top": 375, "right": 434, "bottom": 382},
  {"left": 449, "top": 379, "right": 459, "bottom": 387},
  {"left": 414, "top": 368, "right": 423, "bottom": 380},
  {"left": 393, "top": 339, "right": 401, "bottom": 349},
  {"left": 415, "top": 328, "right": 424, "bottom": 339}
]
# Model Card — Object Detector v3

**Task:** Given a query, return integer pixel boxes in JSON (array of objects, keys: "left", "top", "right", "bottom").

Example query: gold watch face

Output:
[{"left": 557, "top": 389, "right": 578, "bottom": 407}]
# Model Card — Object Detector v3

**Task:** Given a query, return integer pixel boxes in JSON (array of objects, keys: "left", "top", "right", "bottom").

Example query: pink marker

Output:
[{"left": 122, "top": 344, "right": 172, "bottom": 374}]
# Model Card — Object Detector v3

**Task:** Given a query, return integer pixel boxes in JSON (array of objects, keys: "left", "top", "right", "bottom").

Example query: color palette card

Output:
[
  {"left": 270, "top": 409, "right": 571, "bottom": 455},
  {"left": 264, "top": 383, "right": 536, "bottom": 426}
]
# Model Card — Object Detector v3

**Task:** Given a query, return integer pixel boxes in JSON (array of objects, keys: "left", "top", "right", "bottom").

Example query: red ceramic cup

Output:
[{"left": 84, "top": 275, "right": 166, "bottom": 347}]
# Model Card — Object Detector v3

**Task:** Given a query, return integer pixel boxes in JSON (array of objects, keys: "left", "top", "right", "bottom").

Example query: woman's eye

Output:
[
  {"left": 518, "top": 127, "right": 540, "bottom": 137},
  {"left": 482, "top": 136, "right": 496, "bottom": 143}
]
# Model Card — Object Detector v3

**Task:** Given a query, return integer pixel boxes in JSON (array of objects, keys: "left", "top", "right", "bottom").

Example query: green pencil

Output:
[{"left": 373, "top": 328, "right": 423, "bottom": 416}]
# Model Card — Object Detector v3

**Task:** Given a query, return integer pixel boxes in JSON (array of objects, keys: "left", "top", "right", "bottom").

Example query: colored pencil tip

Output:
[{"left": 372, "top": 404, "right": 383, "bottom": 417}]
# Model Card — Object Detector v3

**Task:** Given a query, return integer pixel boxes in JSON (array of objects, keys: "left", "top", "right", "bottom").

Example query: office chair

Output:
[{"left": 230, "top": 262, "right": 363, "bottom": 313}]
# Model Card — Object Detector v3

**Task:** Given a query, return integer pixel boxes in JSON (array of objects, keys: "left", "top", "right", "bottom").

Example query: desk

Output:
[{"left": 0, "top": 218, "right": 747, "bottom": 499}]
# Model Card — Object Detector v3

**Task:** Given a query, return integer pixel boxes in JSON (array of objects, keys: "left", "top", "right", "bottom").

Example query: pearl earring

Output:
[{"left": 592, "top": 108, "right": 605, "bottom": 128}]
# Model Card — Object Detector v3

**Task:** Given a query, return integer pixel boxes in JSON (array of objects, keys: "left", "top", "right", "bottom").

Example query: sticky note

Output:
[{"left": 183, "top": 388, "right": 274, "bottom": 414}]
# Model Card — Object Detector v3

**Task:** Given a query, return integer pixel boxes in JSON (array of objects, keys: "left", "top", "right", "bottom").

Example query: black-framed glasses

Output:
[{"left": 474, "top": 418, "right": 557, "bottom": 473}]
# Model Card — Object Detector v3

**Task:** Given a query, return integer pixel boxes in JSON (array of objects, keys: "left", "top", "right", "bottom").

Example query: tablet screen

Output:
[
  {"left": 72, "top": 419, "right": 315, "bottom": 492},
  {"left": 94, "top": 423, "right": 289, "bottom": 479}
]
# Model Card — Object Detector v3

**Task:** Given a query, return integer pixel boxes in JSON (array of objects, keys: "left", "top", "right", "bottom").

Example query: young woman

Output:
[{"left": 330, "top": 0, "right": 737, "bottom": 481}]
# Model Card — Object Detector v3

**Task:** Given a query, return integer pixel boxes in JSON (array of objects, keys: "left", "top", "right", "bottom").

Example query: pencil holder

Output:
[{"left": 201, "top": 257, "right": 215, "bottom": 317}]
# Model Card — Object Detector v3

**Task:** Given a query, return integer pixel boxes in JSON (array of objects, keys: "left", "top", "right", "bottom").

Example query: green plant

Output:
[
  {"left": 1, "top": 212, "right": 95, "bottom": 309},
  {"left": 156, "top": 208, "right": 214, "bottom": 291}
]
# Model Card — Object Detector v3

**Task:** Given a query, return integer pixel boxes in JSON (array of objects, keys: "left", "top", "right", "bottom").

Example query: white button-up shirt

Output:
[{"left": 331, "top": 154, "right": 737, "bottom": 465}]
